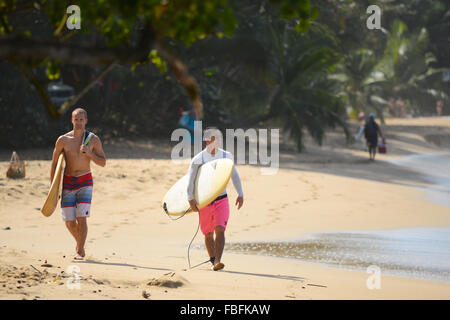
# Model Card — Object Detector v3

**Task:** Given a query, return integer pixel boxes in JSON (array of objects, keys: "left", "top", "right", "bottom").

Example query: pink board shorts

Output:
[{"left": 199, "top": 196, "right": 230, "bottom": 235}]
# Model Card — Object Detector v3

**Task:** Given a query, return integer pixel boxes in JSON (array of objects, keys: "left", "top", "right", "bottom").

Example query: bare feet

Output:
[
  {"left": 73, "top": 253, "right": 84, "bottom": 260},
  {"left": 212, "top": 262, "right": 225, "bottom": 271},
  {"left": 75, "top": 246, "right": 86, "bottom": 258}
]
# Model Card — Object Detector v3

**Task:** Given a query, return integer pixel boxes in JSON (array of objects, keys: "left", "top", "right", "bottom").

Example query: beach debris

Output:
[
  {"left": 3, "top": 227, "right": 11, "bottom": 230},
  {"left": 41, "top": 264, "right": 53, "bottom": 268},
  {"left": 307, "top": 283, "right": 327, "bottom": 288},
  {"left": 142, "top": 290, "right": 151, "bottom": 299},
  {"left": 30, "top": 265, "right": 42, "bottom": 274}
]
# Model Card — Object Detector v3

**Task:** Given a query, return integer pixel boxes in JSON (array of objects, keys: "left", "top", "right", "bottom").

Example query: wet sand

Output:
[{"left": 226, "top": 227, "right": 450, "bottom": 282}]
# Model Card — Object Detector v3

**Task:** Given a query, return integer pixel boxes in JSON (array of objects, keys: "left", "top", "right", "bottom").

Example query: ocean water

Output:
[
  {"left": 227, "top": 227, "right": 450, "bottom": 282},
  {"left": 226, "top": 153, "right": 450, "bottom": 282},
  {"left": 388, "top": 152, "right": 450, "bottom": 207}
]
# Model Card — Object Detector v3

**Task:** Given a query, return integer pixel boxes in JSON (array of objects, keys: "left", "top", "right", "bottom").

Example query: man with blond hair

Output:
[{"left": 50, "top": 108, "right": 106, "bottom": 260}]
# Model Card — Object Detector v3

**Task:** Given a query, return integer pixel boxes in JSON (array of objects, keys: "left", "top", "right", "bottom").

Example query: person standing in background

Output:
[{"left": 364, "top": 113, "right": 385, "bottom": 161}]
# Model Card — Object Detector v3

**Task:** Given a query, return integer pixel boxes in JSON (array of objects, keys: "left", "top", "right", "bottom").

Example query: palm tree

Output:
[
  {"left": 375, "top": 19, "right": 447, "bottom": 116},
  {"left": 184, "top": 1, "right": 349, "bottom": 151},
  {"left": 332, "top": 48, "right": 383, "bottom": 120}
]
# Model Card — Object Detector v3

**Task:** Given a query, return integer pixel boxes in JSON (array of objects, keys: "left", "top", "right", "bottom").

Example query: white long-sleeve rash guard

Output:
[{"left": 187, "top": 148, "right": 244, "bottom": 201}]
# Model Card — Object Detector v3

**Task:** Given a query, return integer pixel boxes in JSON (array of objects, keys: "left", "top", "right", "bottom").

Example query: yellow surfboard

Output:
[
  {"left": 162, "top": 158, "right": 234, "bottom": 216},
  {"left": 41, "top": 153, "right": 64, "bottom": 217}
]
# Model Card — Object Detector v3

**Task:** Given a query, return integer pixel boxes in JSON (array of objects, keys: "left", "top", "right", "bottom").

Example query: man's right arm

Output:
[
  {"left": 50, "top": 137, "right": 64, "bottom": 183},
  {"left": 187, "top": 161, "right": 200, "bottom": 201},
  {"left": 187, "top": 154, "right": 202, "bottom": 211}
]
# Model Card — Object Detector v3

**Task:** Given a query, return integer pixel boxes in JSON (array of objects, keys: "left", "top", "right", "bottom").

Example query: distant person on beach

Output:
[
  {"left": 436, "top": 100, "right": 443, "bottom": 117},
  {"left": 186, "top": 127, "right": 244, "bottom": 271},
  {"left": 364, "top": 113, "right": 384, "bottom": 161},
  {"left": 50, "top": 108, "right": 106, "bottom": 260},
  {"left": 179, "top": 108, "right": 198, "bottom": 142},
  {"left": 354, "top": 112, "right": 366, "bottom": 149}
]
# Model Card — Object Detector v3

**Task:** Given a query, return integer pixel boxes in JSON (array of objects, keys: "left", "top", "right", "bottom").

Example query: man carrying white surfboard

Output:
[
  {"left": 187, "top": 127, "right": 244, "bottom": 271},
  {"left": 50, "top": 108, "right": 106, "bottom": 260}
]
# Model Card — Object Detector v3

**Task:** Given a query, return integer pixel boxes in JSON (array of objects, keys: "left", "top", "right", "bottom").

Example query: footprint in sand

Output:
[
  {"left": 114, "top": 194, "right": 128, "bottom": 200},
  {"left": 147, "top": 273, "right": 189, "bottom": 289}
]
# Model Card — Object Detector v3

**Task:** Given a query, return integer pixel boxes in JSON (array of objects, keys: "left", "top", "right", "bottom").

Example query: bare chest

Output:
[{"left": 63, "top": 137, "right": 90, "bottom": 161}]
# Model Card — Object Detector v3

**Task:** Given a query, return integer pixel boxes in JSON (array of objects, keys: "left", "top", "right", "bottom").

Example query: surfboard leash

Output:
[
  {"left": 162, "top": 204, "right": 209, "bottom": 269},
  {"left": 187, "top": 212, "right": 211, "bottom": 270},
  {"left": 162, "top": 203, "right": 190, "bottom": 221}
]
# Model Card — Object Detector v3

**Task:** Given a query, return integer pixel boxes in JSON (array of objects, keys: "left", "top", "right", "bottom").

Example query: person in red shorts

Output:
[
  {"left": 50, "top": 108, "right": 106, "bottom": 260},
  {"left": 187, "top": 127, "right": 244, "bottom": 271}
]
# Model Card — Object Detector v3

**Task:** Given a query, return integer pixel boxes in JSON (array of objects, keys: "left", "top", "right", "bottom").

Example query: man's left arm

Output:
[
  {"left": 377, "top": 123, "right": 385, "bottom": 141},
  {"left": 227, "top": 153, "right": 244, "bottom": 209},
  {"left": 81, "top": 136, "right": 106, "bottom": 167}
]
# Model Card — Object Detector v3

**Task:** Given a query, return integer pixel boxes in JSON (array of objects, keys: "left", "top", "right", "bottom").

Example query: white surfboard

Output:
[
  {"left": 162, "top": 158, "right": 234, "bottom": 216},
  {"left": 41, "top": 153, "right": 65, "bottom": 217}
]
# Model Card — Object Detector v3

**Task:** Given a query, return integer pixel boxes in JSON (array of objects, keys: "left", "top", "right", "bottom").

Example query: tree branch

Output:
[
  {"left": 154, "top": 41, "right": 204, "bottom": 119},
  {"left": 0, "top": 24, "right": 204, "bottom": 119},
  {"left": 58, "top": 62, "right": 116, "bottom": 115},
  {"left": 9, "top": 58, "right": 59, "bottom": 119}
]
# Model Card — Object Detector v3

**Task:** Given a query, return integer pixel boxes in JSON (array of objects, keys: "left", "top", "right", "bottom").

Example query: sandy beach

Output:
[{"left": 1, "top": 117, "right": 449, "bottom": 300}]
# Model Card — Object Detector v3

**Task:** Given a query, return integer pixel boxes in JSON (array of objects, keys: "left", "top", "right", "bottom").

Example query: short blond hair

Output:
[{"left": 72, "top": 108, "right": 87, "bottom": 118}]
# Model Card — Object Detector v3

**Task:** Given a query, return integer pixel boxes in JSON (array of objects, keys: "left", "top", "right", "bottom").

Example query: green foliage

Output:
[
  {"left": 46, "top": 60, "right": 60, "bottom": 80},
  {"left": 148, "top": 49, "right": 168, "bottom": 74},
  {"left": 178, "top": 0, "right": 347, "bottom": 150},
  {"left": 43, "top": 0, "right": 239, "bottom": 46},
  {"left": 1, "top": 0, "right": 448, "bottom": 150},
  {"left": 373, "top": 18, "right": 447, "bottom": 116}
]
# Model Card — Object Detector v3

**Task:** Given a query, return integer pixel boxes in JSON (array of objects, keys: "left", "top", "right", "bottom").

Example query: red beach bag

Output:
[{"left": 378, "top": 142, "right": 386, "bottom": 154}]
